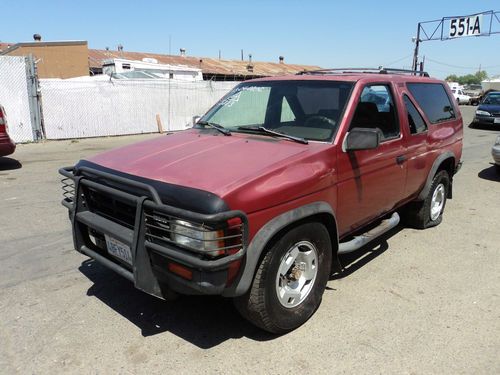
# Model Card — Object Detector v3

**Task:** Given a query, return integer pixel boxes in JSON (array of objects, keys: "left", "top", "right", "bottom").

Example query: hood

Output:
[
  {"left": 85, "top": 130, "right": 332, "bottom": 212},
  {"left": 478, "top": 103, "right": 500, "bottom": 114}
]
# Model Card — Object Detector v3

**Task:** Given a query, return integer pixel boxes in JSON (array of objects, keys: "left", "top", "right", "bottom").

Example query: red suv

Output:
[
  {"left": 0, "top": 105, "right": 16, "bottom": 157},
  {"left": 60, "top": 68, "right": 463, "bottom": 333}
]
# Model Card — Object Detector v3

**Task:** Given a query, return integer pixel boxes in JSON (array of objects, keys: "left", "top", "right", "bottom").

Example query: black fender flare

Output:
[
  {"left": 222, "top": 201, "right": 338, "bottom": 297},
  {"left": 417, "top": 151, "right": 455, "bottom": 201}
]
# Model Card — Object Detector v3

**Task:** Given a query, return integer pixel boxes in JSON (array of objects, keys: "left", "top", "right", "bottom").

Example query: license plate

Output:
[
  {"left": 494, "top": 118, "right": 500, "bottom": 124},
  {"left": 105, "top": 234, "right": 132, "bottom": 264}
]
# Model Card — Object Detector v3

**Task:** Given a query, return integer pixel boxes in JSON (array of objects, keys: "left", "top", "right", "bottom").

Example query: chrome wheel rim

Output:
[
  {"left": 430, "top": 183, "right": 445, "bottom": 221},
  {"left": 275, "top": 241, "right": 318, "bottom": 308}
]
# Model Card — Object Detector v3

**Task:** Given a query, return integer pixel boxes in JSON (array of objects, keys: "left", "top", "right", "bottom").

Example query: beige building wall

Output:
[{"left": 4, "top": 42, "right": 89, "bottom": 79}]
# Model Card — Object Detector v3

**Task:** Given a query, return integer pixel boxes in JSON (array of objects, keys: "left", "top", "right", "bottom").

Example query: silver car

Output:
[{"left": 493, "top": 135, "right": 500, "bottom": 174}]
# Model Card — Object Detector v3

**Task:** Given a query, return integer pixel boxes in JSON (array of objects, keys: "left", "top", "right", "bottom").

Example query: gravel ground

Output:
[{"left": 0, "top": 106, "right": 498, "bottom": 374}]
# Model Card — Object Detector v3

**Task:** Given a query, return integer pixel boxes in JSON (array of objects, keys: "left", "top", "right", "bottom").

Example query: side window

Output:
[
  {"left": 407, "top": 83, "right": 455, "bottom": 123},
  {"left": 350, "top": 84, "right": 400, "bottom": 141},
  {"left": 403, "top": 95, "right": 427, "bottom": 134}
]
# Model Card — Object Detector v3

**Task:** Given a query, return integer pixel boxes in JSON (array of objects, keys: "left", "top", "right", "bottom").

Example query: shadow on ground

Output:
[
  {"left": 468, "top": 122, "right": 500, "bottom": 131},
  {"left": 330, "top": 225, "right": 403, "bottom": 281},
  {"left": 78, "top": 225, "right": 405, "bottom": 347},
  {"left": 478, "top": 165, "right": 500, "bottom": 182},
  {"left": 0, "top": 157, "right": 22, "bottom": 171},
  {"left": 79, "top": 260, "right": 276, "bottom": 348}
]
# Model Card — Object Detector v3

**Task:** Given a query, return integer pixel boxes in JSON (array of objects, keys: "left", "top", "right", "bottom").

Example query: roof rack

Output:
[{"left": 297, "top": 67, "right": 429, "bottom": 77}]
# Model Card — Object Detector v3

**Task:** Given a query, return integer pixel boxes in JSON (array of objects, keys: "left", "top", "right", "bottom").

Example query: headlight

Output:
[
  {"left": 495, "top": 135, "right": 500, "bottom": 146},
  {"left": 476, "top": 110, "right": 490, "bottom": 116},
  {"left": 170, "top": 220, "right": 224, "bottom": 256}
]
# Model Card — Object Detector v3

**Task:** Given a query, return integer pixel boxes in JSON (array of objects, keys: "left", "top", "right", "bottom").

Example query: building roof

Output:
[
  {"left": 89, "top": 49, "right": 321, "bottom": 77},
  {"left": 1, "top": 41, "right": 88, "bottom": 56},
  {"left": 0, "top": 42, "right": 13, "bottom": 52}
]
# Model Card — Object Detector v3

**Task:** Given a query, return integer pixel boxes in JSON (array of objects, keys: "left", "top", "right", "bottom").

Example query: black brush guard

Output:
[{"left": 59, "top": 166, "right": 248, "bottom": 299}]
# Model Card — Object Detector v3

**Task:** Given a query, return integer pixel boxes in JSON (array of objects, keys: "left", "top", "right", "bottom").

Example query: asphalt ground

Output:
[{"left": 0, "top": 106, "right": 499, "bottom": 374}]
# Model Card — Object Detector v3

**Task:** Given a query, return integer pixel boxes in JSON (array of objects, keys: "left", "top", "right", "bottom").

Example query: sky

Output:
[{"left": 2, "top": 0, "right": 500, "bottom": 79}]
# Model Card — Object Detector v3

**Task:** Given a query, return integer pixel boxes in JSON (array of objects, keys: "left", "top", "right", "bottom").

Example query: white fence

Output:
[
  {"left": 0, "top": 56, "right": 36, "bottom": 142},
  {"left": 40, "top": 79, "right": 237, "bottom": 139}
]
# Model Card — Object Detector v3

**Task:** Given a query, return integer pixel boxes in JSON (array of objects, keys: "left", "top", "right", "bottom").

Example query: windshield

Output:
[
  {"left": 199, "top": 80, "right": 353, "bottom": 142},
  {"left": 483, "top": 93, "right": 500, "bottom": 105}
]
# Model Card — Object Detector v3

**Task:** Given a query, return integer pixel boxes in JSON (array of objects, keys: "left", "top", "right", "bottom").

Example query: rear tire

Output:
[
  {"left": 234, "top": 222, "right": 332, "bottom": 334},
  {"left": 403, "top": 170, "right": 450, "bottom": 229}
]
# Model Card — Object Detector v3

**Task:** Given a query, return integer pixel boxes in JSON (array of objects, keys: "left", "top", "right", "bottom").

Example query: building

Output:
[
  {"left": 89, "top": 48, "right": 321, "bottom": 81},
  {"left": 2, "top": 36, "right": 321, "bottom": 80},
  {"left": 1, "top": 40, "right": 89, "bottom": 79}
]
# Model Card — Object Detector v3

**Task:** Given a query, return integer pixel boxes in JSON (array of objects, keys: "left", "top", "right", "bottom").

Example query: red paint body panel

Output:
[
  {"left": 85, "top": 73, "right": 463, "bottom": 244},
  {"left": 0, "top": 135, "right": 16, "bottom": 157},
  {"left": 0, "top": 104, "right": 16, "bottom": 157}
]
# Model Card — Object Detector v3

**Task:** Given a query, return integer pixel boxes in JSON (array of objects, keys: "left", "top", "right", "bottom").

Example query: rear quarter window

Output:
[{"left": 406, "top": 83, "right": 455, "bottom": 124}]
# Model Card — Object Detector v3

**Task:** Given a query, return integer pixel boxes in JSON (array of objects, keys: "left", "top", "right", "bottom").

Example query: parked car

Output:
[
  {"left": 464, "top": 84, "right": 482, "bottom": 105},
  {"left": 492, "top": 135, "right": 500, "bottom": 174},
  {"left": 59, "top": 68, "right": 463, "bottom": 333},
  {"left": 0, "top": 105, "right": 16, "bottom": 157},
  {"left": 451, "top": 88, "right": 471, "bottom": 105},
  {"left": 473, "top": 91, "right": 500, "bottom": 127}
]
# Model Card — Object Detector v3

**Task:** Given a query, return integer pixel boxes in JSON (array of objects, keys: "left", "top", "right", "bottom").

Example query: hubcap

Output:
[
  {"left": 275, "top": 241, "right": 318, "bottom": 308},
  {"left": 430, "top": 183, "right": 445, "bottom": 221}
]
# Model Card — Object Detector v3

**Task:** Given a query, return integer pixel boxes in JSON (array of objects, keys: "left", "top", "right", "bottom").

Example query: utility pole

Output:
[{"left": 412, "top": 23, "right": 421, "bottom": 71}]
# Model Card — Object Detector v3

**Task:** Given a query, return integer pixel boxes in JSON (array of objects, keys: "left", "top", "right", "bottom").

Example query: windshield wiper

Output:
[
  {"left": 196, "top": 121, "right": 231, "bottom": 136},
  {"left": 237, "top": 125, "right": 308, "bottom": 144}
]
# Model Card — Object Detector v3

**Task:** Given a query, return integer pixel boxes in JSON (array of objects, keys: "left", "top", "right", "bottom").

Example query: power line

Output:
[
  {"left": 381, "top": 54, "right": 413, "bottom": 67},
  {"left": 426, "top": 57, "right": 500, "bottom": 70}
]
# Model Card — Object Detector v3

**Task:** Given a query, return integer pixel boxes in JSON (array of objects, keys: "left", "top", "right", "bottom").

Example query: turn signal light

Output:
[{"left": 167, "top": 262, "right": 193, "bottom": 280}]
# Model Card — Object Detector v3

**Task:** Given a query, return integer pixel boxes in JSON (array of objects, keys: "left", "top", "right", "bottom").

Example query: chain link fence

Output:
[
  {"left": 0, "top": 56, "right": 36, "bottom": 142},
  {"left": 40, "top": 78, "right": 237, "bottom": 139}
]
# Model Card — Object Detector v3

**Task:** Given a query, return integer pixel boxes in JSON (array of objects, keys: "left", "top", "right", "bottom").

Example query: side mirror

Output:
[
  {"left": 344, "top": 127, "right": 381, "bottom": 151},
  {"left": 192, "top": 115, "right": 201, "bottom": 125}
]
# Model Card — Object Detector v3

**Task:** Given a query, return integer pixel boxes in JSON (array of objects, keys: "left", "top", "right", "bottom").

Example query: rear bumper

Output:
[
  {"left": 60, "top": 166, "right": 248, "bottom": 299},
  {"left": 0, "top": 135, "right": 15, "bottom": 157}
]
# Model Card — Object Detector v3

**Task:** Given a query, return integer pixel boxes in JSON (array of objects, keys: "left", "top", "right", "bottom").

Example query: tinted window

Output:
[
  {"left": 403, "top": 95, "right": 427, "bottom": 134},
  {"left": 350, "top": 84, "right": 399, "bottom": 141},
  {"left": 407, "top": 83, "right": 455, "bottom": 124},
  {"left": 482, "top": 93, "right": 500, "bottom": 105}
]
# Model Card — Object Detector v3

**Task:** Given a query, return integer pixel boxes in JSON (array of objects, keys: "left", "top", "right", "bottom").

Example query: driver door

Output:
[{"left": 336, "top": 83, "right": 407, "bottom": 236}]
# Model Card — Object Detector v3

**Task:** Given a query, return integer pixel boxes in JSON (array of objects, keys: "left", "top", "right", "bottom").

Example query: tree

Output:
[{"left": 445, "top": 71, "right": 488, "bottom": 85}]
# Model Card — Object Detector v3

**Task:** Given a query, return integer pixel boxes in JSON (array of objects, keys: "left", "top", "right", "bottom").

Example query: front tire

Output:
[
  {"left": 403, "top": 170, "right": 450, "bottom": 229},
  {"left": 234, "top": 222, "right": 332, "bottom": 334}
]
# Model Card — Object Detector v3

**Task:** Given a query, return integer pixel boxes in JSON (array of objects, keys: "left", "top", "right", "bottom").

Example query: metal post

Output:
[
  {"left": 25, "top": 54, "right": 44, "bottom": 141},
  {"left": 412, "top": 23, "right": 421, "bottom": 72}
]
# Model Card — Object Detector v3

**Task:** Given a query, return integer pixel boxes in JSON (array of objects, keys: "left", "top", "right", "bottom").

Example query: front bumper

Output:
[
  {"left": 474, "top": 115, "right": 500, "bottom": 126},
  {"left": 59, "top": 166, "right": 248, "bottom": 299},
  {"left": 492, "top": 145, "right": 500, "bottom": 166}
]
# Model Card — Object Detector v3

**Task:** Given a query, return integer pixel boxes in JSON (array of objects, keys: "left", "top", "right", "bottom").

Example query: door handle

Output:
[{"left": 396, "top": 155, "right": 407, "bottom": 164}]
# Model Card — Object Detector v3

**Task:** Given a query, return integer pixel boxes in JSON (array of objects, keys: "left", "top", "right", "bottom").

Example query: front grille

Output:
[
  {"left": 84, "top": 187, "right": 137, "bottom": 228},
  {"left": 61, "top": 177, "right": 75, "bottom": 203}
]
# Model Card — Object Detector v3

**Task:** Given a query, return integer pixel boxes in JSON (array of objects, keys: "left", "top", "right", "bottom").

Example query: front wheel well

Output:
[{"left": 256, "top": 213, "right": 340, "bottom": 276}]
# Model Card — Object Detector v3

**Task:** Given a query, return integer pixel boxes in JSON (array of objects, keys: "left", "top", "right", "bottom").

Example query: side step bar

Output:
[{"left": 338, "top": 212, "right": 400, "bottom": 254}]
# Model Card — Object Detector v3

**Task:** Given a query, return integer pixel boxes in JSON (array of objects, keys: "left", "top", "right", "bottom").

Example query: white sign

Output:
[{"left": 449, "top": 14, "right": 482, "bottom": 38}]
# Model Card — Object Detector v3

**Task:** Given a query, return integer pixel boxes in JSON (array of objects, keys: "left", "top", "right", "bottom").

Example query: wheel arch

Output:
[
  {"left": 222, "top": 201, "right": 339, "bottom": 297},
  {"left": 417, "top": 152, "right": 456, "bottom": 201}
]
